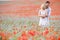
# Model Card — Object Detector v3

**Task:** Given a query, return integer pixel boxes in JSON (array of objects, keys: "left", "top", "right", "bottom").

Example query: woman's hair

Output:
[{"left": 41, "top": 4, "right": 46, "bottom": 10}]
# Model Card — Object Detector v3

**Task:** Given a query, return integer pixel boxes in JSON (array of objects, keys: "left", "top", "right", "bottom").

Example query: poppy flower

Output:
[
  {"left": 46, "top": 37, "right": 50, "bottom": 40},
  {"left": 49, "top": 35, "right": 56, "bottom": 40},
  {"left": 17, "top": 36, "right": 22, "bottom": 40},
  {"left": 20, "top": 31, "right": 28, "bottom": 40},
  {"left": 13, "top": 31, "right": 17, "bottom": 35},
  {"left": 57, "top": 36, "right": 60, "bottom": 40},
  {"left": 21, "top": 31, "right": 27, "bottom": 37},
  {"left": 28, "top": 30, "right": 36, "bottom": 36},
  {"left": 18, "top": 31, "right": 28, "bottom": 40},
  {"left": 1, "top": 32, "right": 6, "bottom": 40},
  {"left": 1, "top": 32, "right": 6, "bottom": 37},
  {"left": 46, "top": 34, "right": 56, "bottom": 40},
  {"left": 42, "top": 29, "right": 49, "bottom": 37},
  {"left": 21, "top": 36, "right": 28, "bottom": 40}
]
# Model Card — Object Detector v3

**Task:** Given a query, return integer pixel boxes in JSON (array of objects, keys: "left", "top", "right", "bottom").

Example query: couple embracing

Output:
[{"left": 38, "top": 1, "right": 51, "bottom": 28}]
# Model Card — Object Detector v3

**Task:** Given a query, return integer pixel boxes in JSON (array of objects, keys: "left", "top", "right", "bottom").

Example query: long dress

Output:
[{"left": 39, "top": 9, "right": 50, "bottom": 27}]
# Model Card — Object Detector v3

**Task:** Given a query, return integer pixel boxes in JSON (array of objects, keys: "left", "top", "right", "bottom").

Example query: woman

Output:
[{"left": 38, "top": 4, "right": 50, "bottom": 28}]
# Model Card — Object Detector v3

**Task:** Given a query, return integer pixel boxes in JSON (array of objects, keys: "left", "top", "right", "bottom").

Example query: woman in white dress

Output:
[{"left": 38, "top": 4, "right": 50, "bottom": 28}]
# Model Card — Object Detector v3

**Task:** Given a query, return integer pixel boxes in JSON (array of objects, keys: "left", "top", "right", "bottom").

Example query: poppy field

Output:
[
  {"left": 0, "top": 16, "right": 60, "bottom": 40},
  {"left": 0, "top": 0, "right": 60, "bottom": 40}
]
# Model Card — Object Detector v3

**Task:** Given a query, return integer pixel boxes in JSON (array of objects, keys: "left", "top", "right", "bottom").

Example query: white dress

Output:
[{"left": 39, "top": 7, "right": 51, "bottom": 27}]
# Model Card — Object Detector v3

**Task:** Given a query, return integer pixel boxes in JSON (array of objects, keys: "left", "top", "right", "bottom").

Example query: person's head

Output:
[
  {"left": 45, "top": 1, "right": 50, "bottom": 8},
  {"left": 41, "top": 4, "right": 46, "bottom": 10}
]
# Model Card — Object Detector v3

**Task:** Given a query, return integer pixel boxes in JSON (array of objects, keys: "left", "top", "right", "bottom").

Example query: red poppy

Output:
[
  {"left": 57, "top": 36, "right": 60, "bottom": 40},
  {"left": 42, "top": 29, "right": 49, "bottom": 36},
  {"left": 17, "top": 36, "right": 22, "bottom": 40},
  {"left": 21, "top": 31, "right": 28, "bottom": 40},
  {"left": 46, "top": 34, "right": 56, "bottom": 40},
  {"left": 21, "top": 31, "right": 27, "bottom": 36},
  {"left": 1, "top": 32, "right": 6, "bottom": 40},
  {"left": 1, "top": 32, "right": 6, "bottom": 37},
  {"left": 18, "top": 36, "right": 28, "bottom": 40},
  {"left": 28, "top": 30, "right": 36, "bottom": 36},
  {"left": 46, "top": 37, "right": 50, "bottom": 40},
  {"left": 49, "top": 35, "right": 56, "bottom": 40},
  {"left": 21, "top": 36, "right": 28, "bottom": 40},
  {"left": 13, "top": 31, "right": 17, "bottom": 35}
]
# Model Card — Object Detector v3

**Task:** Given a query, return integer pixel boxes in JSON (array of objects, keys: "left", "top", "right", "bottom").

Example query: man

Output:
[
  {"left": 45, "top": 1, "right": 51, "bottom": 27},
  {"left": 38, "top": 1, "right": 51, "bottom": 27},
  {"left": 45, "top": 1, "right": 51, "bottom": 17}
]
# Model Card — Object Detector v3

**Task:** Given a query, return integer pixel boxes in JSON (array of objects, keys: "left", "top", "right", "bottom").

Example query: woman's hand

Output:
[{"left": 40, "top": 15, "right": 46, "bottom": 18}]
